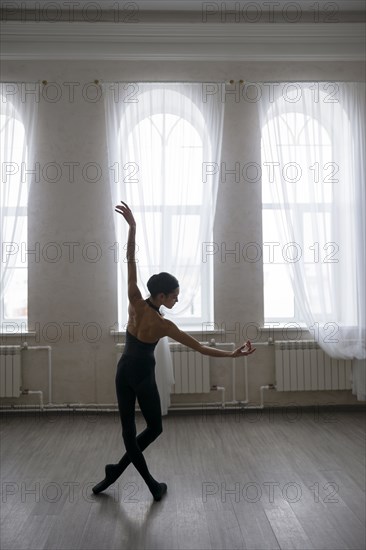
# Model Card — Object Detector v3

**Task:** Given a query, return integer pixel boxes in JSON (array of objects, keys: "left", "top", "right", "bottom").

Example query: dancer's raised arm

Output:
[{"left": 115, "top": 201, "right": 142, "bottom": 304}]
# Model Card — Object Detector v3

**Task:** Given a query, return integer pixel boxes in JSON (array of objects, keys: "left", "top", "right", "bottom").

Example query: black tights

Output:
[{"left": 115, "top": 354, "right": 163, "bottom": 493}]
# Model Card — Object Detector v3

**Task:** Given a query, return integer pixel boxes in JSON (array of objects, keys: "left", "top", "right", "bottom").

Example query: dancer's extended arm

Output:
[
  {"left": 115, "top": 201, "right": 142, "bottom": 304},
  {"left": 164, "top": 320, "right": 256, "bottom": 358}
]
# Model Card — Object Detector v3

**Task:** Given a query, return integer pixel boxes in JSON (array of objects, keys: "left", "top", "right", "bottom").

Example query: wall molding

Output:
[{"left": 1, "top": 21, "right": 365, "bottom": 61}]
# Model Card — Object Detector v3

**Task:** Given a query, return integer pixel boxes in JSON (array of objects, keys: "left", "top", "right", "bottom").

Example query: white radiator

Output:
[
  {"left": 0, "top": 346, "right": 22, "bottom": 398},
  {"left": 116, "top": 342, "right": 213, "bottom": 394},
  {"left": 169, "top": 343, "right": 210, "bottom": 394},
  {"left": 275, "top": 340, "right": 353, "bottom": 391}
]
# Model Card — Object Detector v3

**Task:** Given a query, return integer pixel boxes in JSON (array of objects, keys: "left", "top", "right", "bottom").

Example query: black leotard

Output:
[
  {"left": 113, "top": 297, "right": 164, "bottom": 499},
  {"left": 124, "top": 329, "right": 158, "bottom": 354},
  {"left": 122, "top": 298, "right": 161, "bottom": 358},
  {"left": 92, "top": 298, "right": 167, "bottom": 500}
]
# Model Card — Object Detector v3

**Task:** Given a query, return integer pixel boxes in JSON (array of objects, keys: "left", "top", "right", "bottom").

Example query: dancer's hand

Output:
[
  {"left": 115, "top": 201, "right": 136, "bottom": 227},
  {"left": 231, "top": 340, "right": 256, "bottom": 357}
]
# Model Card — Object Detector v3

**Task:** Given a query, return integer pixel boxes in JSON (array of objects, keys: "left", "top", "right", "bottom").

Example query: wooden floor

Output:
[{"left": 1, "top": 408, "right": 365, "bottom": 550}]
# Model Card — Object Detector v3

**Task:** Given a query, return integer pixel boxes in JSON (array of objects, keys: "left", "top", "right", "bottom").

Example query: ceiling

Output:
[{"left": 5, "top": 0, "right": 366, "bottom": 11}]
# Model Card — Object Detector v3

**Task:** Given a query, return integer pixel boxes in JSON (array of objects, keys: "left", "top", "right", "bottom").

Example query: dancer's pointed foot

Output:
[
  {"left": 152, "top": 482, "right": 167, "bottom": 502},
  {"left": 92, "top": 464, "right": 121, "bottom": 494}
]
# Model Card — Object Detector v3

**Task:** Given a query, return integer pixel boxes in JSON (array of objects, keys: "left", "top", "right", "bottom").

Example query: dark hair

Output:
[{"left": 147, "top": 272, "right": 179, "bottom": 297}]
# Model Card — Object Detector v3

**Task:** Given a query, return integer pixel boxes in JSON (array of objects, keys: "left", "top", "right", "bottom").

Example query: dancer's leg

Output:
[
  {"left": 120, "top": 374, "right": 166, "bottom": 500},
  {"left": 135, "top": 376, "right": 166, "bottom": 499},
  {"left": 93, "top": 374, "right": 165, "bottom": 499},
  {"left": 92, "top": 380, "right": 136, "bottom": 495},
  {"left": 115, "top": 376, "right": 163, "bottom": 471},
  {"left": 92, "top": 423, "right": 163, "bottom": 495}
]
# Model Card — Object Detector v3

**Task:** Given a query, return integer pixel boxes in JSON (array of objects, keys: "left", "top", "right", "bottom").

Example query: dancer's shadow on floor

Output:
[{"left": 91, "top": 486, "right": 165, "bottom": 538}]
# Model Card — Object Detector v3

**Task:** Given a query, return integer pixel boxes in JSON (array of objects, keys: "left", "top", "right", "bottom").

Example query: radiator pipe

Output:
[
  {"left": 21, "top": 390, "right": 44, "bottom": 410},
  {"left": 0, "top": 389, "right": 276, "bottom": 413},
  {"left": 1, "top": 406, "right": 120, "bottom": 413},
  {"left": 227, "top": 341, "right": 273, "bottom": 408},
  {"left": 0, "top": 389, "right": 273, "bottom": 412},
  {"left": 1, "top": 340, "right": 274, "bottom": 412},
  {"left": 211, "top": 385, "right": 225, "bottom": 407},
  {"left": 243, "top": 384, "right": 276, "bottom": 409},
  {"left": 0, "top": 387, "right": 272, "bottom": 412},
  {"left": 232, "top": 356, "right": 236, "bottom": 402},
  {"left": 21, "top": 344, "right": 53, "bottom": 404},
  {"left": 0, "top": 404, "right": 257, "bottom": 413}
]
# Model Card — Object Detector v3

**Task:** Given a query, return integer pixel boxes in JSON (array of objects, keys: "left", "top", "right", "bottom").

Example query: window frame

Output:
[
  {"left": 0, "top": 106, "right": 28, "bottom": 331},
  {"left": 117, "top": 104, "right": 215, "bottom": 330},
  {"left": 261, "top": 106, "right": 335, "bottom": 325}
]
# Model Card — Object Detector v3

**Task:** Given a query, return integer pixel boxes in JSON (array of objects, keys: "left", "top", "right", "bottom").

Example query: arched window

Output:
[
  {"left": 262, "top": 111, "right": 333, "bottom": 322},
  {"left": 0, "top": 101, "right": 28, "bottom": 329},
  {"left": 120, "top": 113, "right": 207, "bottom": 323},
  {"left": 108, "top": 84, "right": 223, "bottom": 329},
  {"left": 260, "top": 85, "right": 345, "bottom": 325}
]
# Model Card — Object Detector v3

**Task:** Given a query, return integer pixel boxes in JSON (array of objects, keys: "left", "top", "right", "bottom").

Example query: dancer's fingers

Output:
[
  {"left": 115, "top": 203, "right": 129, "bottom": 213},
  {"left": 236, "top": 342, "right": 256, "bottom": 356},
  {"left": 115, "top": 207, "right": 128, "bottom": 217}
]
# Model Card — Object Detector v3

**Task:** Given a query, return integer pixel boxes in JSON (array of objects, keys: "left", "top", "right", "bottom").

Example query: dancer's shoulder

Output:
[{"left": 162, "top": 320, "right": 202, "bottom": 351}]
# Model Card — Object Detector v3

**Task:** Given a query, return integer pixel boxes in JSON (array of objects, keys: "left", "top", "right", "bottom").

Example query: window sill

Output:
[
  {"left": 263, "top": 323, "right": 309, "bottom": 329},
  {"left": 110, "top": 328, "right": 225, "bottom": 337},
  {"left": 110, "top": 324, "right": 311, "bottom": 339},
  {"left": 0, "top": 332, "right": 36, "bottom": 337}
]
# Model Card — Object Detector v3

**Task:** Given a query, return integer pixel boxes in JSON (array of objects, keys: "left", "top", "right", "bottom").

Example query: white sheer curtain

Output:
[
  {"left": 258, "top": 82, "right": 365, "bottom": 400},
  {"left": 104, "top": 82, "right": 225, "bottom": 413},
  {"left": 153, "top": 323, "right": 175, "bottom": 415},
  {"left": 0, "top": 83, "right": 39, "bottom": 329}
]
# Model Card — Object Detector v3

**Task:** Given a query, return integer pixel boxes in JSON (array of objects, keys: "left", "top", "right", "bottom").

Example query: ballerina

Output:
[{"left": 92, "top": 201, "right": 256, "bottom": 501}]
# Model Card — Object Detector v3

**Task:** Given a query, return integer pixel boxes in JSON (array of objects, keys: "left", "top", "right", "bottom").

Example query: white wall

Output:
[{"left": 1, "top": 59, "right": 364, "bottom": 407}]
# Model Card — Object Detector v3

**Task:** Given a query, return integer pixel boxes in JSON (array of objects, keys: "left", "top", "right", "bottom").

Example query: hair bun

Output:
[{"left": 147, "top": 272, "right": 179, "bottom": 297}]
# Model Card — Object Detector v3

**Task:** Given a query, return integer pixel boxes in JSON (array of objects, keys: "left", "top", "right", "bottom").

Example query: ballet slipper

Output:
[{"left": 92, "top": 464, "right": 122, "bottom": 494}]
